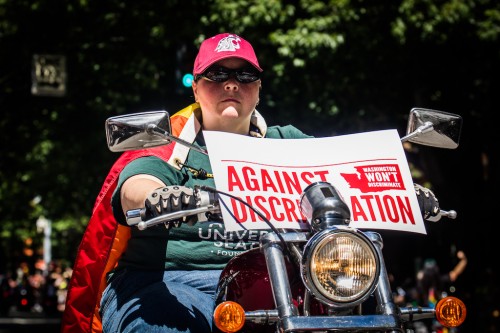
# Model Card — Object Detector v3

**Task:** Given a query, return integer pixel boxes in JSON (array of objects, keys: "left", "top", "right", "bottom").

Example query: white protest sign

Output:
[{"left": 203, "top": 129, "right": 426, "bottom": 234}]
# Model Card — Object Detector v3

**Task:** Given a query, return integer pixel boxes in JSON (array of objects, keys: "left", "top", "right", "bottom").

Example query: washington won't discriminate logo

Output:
[{"left": 340, "top": 164, "right": 405, "bottom": 193}]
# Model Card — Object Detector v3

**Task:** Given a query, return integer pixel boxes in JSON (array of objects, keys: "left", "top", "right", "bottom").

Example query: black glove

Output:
[
  {"left": 414, "top": 183, "right": 440, "bottom": 220},
  {"left": 145, "top": 186, "right": 197, "bottom": 228}
]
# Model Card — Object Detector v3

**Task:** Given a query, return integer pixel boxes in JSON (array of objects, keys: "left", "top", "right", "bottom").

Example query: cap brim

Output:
[{"left": 195, "top": 55, "right": 263, "bottom": 75}]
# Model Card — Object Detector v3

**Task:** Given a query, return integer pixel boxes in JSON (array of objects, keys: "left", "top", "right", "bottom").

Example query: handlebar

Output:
[{"left": 125, "top": 186, "right": 457, "bottom": 230}]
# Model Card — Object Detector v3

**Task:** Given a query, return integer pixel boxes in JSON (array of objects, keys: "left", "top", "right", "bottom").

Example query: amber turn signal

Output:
[
  {"left": 213, "top": 301, "right": 245, "bottom": 333},
  {"left": 435, "top": 296, "right": 466, "bottom": 327}
]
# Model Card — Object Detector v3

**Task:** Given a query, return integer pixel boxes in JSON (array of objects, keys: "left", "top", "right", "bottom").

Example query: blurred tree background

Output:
[{"left": 1, "top": 0, "right": 498, "bottom": 331}]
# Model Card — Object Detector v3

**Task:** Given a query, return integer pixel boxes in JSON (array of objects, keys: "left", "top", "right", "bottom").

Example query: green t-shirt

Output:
[{"left": 112, "top": 125, "right": 312, "bottom": 271}]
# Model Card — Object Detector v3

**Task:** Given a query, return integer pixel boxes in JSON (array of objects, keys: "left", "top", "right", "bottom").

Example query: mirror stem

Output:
[
  {"left": 148, "top": 124, "right": 209, "bottom": 155},
  {"left": 400, "top": 121, "right": 434, "bottom": 143}
]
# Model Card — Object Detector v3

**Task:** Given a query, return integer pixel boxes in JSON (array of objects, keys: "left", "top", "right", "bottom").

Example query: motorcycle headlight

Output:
[{"left": 301, "top": 227, "right": 380, "bottom": 308}]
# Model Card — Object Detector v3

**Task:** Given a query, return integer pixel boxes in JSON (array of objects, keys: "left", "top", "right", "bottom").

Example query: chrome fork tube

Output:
[
  {"left": 366, "top": 231, "right": 402, "bottom": 331},
  {"left": 260, "top": 232, "right": 302, "bottom": 319}
]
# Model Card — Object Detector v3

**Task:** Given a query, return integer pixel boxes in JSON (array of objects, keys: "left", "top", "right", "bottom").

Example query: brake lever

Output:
[
  {"left": 126, "top": 205, "right": 220, "bottom": 230},
  {"left": 426, "top": 209, "right": 457, "bottom": 222}
]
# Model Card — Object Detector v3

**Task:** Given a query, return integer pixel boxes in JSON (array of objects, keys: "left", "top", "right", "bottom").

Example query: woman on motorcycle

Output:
[
  {"left": 99, "top": 32, "right": 311, "bottom": 333},
  {"left": 101, "top": 33, "right": 307, "bottom": 332},
  {"left": 61, "top": 32, "right": 440, "bottom": 333}
]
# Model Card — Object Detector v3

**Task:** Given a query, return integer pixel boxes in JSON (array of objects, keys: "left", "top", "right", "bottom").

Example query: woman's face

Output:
[{"left": 192, "top": 57, "right": 261, "bottom": 135}]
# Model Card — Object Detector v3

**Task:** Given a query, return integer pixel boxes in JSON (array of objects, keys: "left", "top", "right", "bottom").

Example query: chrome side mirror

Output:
[
  {"left": 105, "top": 111, "right": 172, "bottom": 152},
  {"left": 402, "top": 108, "right": 462, "bottom": 149},
  {"left": 105, "top": 111, "right": 208, "bottom": 155}
]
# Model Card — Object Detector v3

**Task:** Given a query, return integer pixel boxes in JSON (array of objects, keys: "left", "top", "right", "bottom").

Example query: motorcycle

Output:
[{"left": 105, "top": 108, "right": 466, "bottom": 333}]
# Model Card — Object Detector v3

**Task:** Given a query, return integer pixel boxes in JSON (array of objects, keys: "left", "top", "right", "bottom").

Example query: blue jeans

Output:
[{"left": 100, "top": 269, "right": 222, "bottom": 333}]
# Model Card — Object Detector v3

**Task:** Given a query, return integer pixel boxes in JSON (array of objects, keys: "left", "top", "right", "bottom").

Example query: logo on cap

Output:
[{"left": 215, "top": 35, "right": 241, "bottom": 53}]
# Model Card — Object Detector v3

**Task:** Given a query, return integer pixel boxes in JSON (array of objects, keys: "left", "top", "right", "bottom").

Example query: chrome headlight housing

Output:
[{"left": 301, "top": 226, "right": 380, "bottom": 308}]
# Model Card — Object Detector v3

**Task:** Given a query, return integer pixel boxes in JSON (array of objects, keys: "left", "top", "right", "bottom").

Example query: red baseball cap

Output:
[{"left": 193, "top": 33, "right": 263, "bottom": 75}]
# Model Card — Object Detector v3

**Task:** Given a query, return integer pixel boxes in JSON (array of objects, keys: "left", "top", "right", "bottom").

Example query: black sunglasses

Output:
[{"left": 195, "top": 66, "right": 260, "bottom": 84}]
